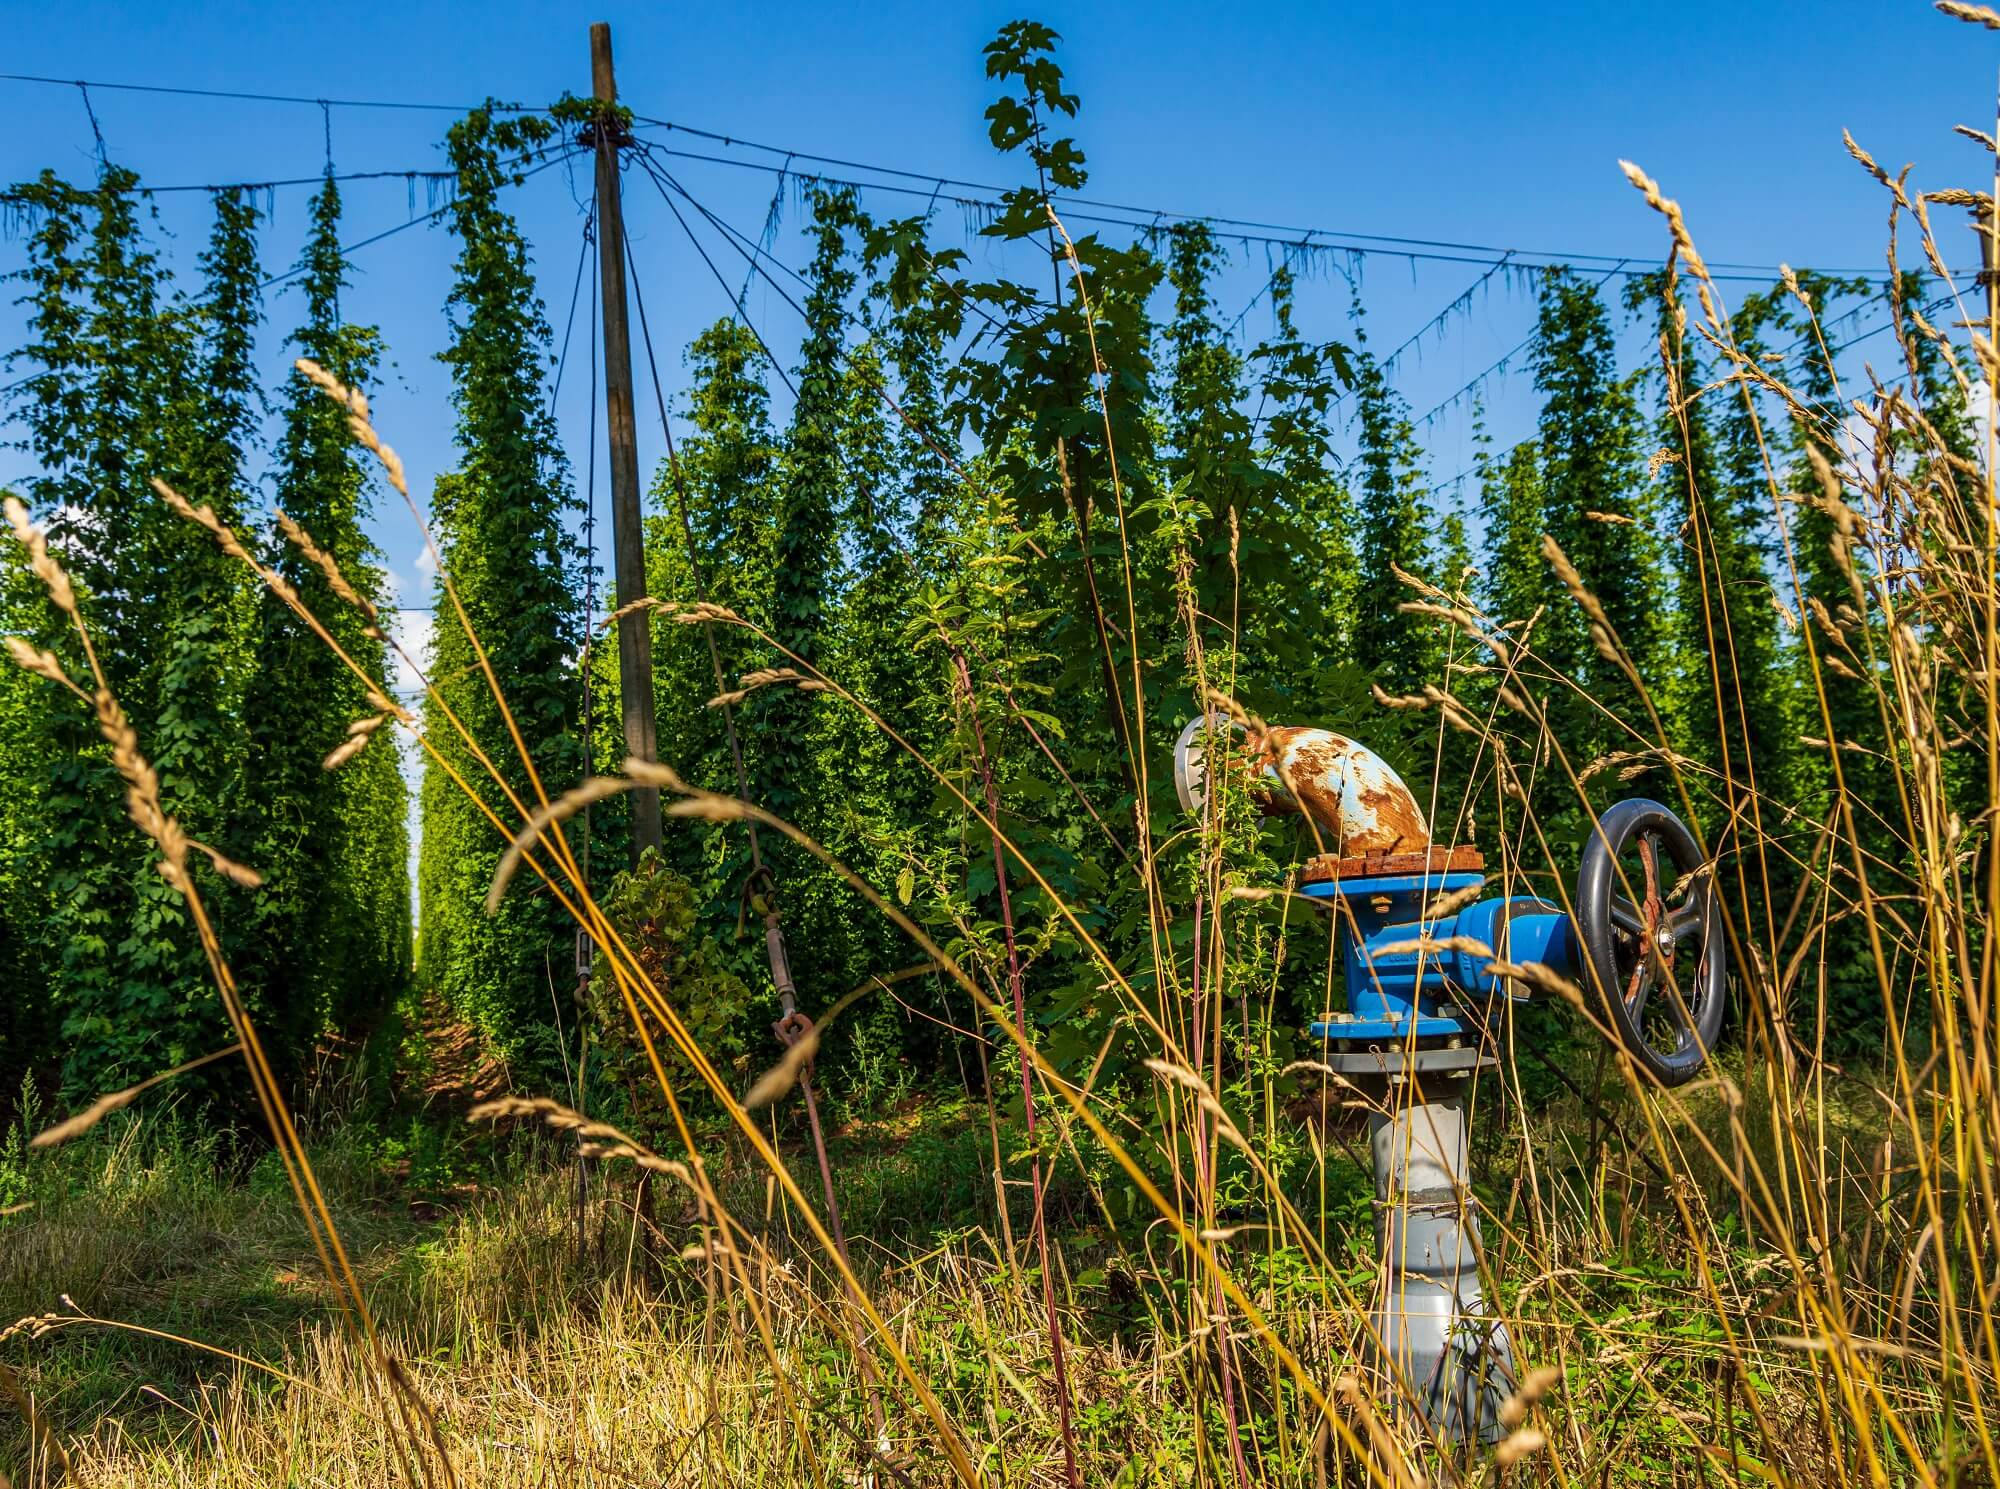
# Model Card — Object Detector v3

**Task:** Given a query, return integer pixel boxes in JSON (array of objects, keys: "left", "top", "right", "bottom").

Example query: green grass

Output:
[{"left": 1, "top": 1053, "right": 1910, "bottom": 1487}]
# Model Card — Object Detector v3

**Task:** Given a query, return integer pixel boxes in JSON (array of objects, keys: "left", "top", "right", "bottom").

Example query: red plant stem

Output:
[
  {"left": 954, "top": 647, "right": 1081, "bottom": 1489},
  {"left": 1192, "top": 888, "right": 1254, "bottom": 1489}
]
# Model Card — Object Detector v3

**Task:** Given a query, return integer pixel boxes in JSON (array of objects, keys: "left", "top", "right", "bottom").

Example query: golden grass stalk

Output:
[
  {"left": 1497, "top": 1364, "right": 1563, "bottom": 1430},
  {"left": 320, "top": 733, "right": 372, "bottom": 771},
  {"left": 1937, "top": 0, "right": 2000, "bottom": 28},
  {"left": 742, "top": 984, "right": 878, "bottom": 1110},
  {"left": 1494, "top": 1427, "right": 1547, "bottom": 1466},
  {"left": 184, "top": 839, "right": 264, "bottom": 887},
  {"left": 4, "top": 490, "right": 460, "bottom": 1487},
  {"left": 483, "top": 774, "right": 642, "bottom": 914},
  {"left": 252, "top": 383, "right": 993, "bottom": 1483},
  {"left": 27, "top": 65, "right": 2000, "bottom": 1479},
  {"left": 3, "top": 637, "right": 86, "bottom": 699},
  {"left": 275, "top": 508, "right": 376, "bottom": 621},
  {"left": 2, "top": 495, "right": 76, "bottom": 615},
  {"left": 30, "top": 1043, "right": 242, "bottom": 1148}
]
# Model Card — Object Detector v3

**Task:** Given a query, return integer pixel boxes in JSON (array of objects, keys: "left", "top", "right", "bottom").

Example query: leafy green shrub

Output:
[{"left": 585, "top": 849, "right": 754, "bottom": 1125}]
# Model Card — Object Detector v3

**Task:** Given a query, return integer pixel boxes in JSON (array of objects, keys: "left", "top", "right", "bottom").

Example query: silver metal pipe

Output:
[{"left": 1369, "top": 1084, "right": 1515, "bottom": 1442}]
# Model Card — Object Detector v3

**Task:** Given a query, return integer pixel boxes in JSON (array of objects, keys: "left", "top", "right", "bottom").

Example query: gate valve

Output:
[{"left": 1171, "top": 716, "right": 1727, "bottom": 1085}]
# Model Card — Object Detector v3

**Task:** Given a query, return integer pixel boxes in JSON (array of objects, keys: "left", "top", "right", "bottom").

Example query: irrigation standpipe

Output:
[{"left": 1172, "top": 715, "right": 1729, "bottom": 1446}]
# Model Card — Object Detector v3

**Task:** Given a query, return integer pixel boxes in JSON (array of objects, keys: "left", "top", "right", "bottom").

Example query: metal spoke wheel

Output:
[{"left": 1574, "top": 799, "right": 1726, "bottom": 1087}]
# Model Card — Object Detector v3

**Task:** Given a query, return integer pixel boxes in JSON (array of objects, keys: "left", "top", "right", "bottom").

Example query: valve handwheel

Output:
[{"left": 1574, "top": 799, "right": 1726, "bottom": 1087}]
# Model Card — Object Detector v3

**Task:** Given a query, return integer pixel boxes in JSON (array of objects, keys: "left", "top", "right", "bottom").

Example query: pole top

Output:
[{"left": 590, "top": 22, "right": 617, "bottom": 103}]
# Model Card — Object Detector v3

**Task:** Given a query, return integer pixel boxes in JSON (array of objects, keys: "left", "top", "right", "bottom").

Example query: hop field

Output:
[{"left": 3, "top": 6, "right": 2000, "bottom": 1485}]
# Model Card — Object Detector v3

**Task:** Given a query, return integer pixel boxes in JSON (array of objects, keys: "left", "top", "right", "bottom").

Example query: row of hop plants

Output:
[
  {"left": 1, "top": 21, "right": 1971, "bottom": 1113},
  {"left": 0, "top": 163, "right": 408, "bottom": 1104}
]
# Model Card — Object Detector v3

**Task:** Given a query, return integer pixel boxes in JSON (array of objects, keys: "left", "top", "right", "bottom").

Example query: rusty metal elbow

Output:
[
  {"left": 1173, "top": 718, "right": 1430, "bottom": 858},
  {"left": 1250, "top": 726, "right": 1430, "bottom": 857}
]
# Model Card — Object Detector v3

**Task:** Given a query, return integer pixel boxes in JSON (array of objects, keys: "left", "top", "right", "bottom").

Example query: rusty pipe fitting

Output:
[
  {"left": 1176, "top": 716, "right": 1431, "bottom": 858},
  {"left": 1249, "top": 726, "right": 1429, "bottom": 856}
]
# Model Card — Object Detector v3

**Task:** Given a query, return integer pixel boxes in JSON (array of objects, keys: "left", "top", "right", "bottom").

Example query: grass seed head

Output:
[
  {"left": 277, "top": 509, "right": 377, "bottom": 620},
  {"left": 1495, "top": 1427, "right": 1548, "bottom": 1465},
  {"left": 1499, "top": 1363, "right": 1564, "bottom": 1428},
  {"left": 4, "top": 636, "right": 86, "bottom": 698},
  {"left": 1936, "top": 0, "right": 2000, "bottom": 28},
  {"left": 4, "top": 494, "right": 76, "bottom": 615},
  {"left": 322, "top": 733, "right": 372, "bottom": 771}
]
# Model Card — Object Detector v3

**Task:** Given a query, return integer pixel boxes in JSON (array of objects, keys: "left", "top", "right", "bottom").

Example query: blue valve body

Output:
[{"left": 1304, "top": 871, "right": 1580, "bottom": 1043}]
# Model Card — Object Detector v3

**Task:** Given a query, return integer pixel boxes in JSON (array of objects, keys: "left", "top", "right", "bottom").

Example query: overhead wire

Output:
[
  {"left": 1409, "top": 261, "right": 1629, "bottom": 429},
  {"left": 640, "top": 139, "right": 1971, "bottom": 554},
  {"left": 8, "top": 67, "right": 1974, "bottom": 543},
  {"left": 0, "top": 70, "right": 543, "bottom": 114},
  {"left": 0, "top": 148, "right": 583, "bottom": 406},
  {"left": 257, "top": 148, "right": 582, "bottom": 291},
  {"left": 1371, "top": 252, "right": 1519, "bottom": 381},
  {"left": 137, "top": 168, "right": 457, "bottom": 197},
  {"left": 638, "top": 151, "right": 1030, "bottom": 544},
  {"left": 3, "top": 61, "right": 1935, "bottom": 317},
  {"left": 640, "top": 143, "right": 1012, "bottom": 341},
  {"left": 546, "top": 203, "right": 598, "bottom": 422},
  {"left": 620, "top": 219, "right": 768, "bottom": 878},
  {"left": 683, "top": 134, "right": 1953, "bottom": 426},
  {"left": 1253, "top": 250, "right": 1534, "bottom": 441},
  {"left": 1221, "top": 234, "right": 1333, "bottom": 341},
  {"left": 1419, "top": 288, "right": 1958, "bottom": 503},
  {"left": 635, "top": 122, "right": 1924, "bottom": 286},
  {"left": 76, "top": 81, "right": 107, "bottom": 167},
  {"left": 636, "top": 156, "right": 805, "bottom": 401},
  {"left": 0, "top": 91, "right": 1956, "bottom": 477},
  {"left": 644, "top": 142, "right": 1881, "bottom": 288},
  {"left": 0, "top": 67, "right": 1929, "bottom": 286},
  {"left": 634, "top": 150, "right": 1144, "bottom": 871}
]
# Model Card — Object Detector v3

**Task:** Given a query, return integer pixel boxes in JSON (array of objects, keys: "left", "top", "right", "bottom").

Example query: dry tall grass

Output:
[{"left": 5, "top": 10, "right": 2000, "bottom": 1483}]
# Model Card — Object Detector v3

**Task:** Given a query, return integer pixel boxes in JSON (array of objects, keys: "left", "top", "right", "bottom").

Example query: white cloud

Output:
[
  {"left": 388, "top": 607, "right": 434, "bottom": 700},
  {"left": 415, "top": 543, "right": 438, "bottom": 577},
  {"left": 386, "top": 605, "right": 434, "bottom": 933}
]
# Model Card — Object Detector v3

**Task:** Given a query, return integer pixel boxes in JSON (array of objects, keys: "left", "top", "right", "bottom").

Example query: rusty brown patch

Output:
[
  {"left": 1354, "top": 781, "right": 1428, "bottom": 855},
  {"left": 1241, "top": 725, "right": 1311, "bottom": 819}
]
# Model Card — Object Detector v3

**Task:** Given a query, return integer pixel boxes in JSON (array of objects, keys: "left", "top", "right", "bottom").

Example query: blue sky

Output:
[{"left": 0, "top": 1, "right": 1991, "bottom": 757}]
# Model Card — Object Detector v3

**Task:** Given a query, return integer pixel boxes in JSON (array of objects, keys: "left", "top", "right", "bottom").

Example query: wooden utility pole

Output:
[{"left": 590, "top": 21, "right": 661, "bottom": 858}]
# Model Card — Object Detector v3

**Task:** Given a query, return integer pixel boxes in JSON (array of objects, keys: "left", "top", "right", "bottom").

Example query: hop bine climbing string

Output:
[
  {"left": 621, "top": 166, "right": 891, "bottom": 1456},
  {"left": 621, "top": 225, "right": 860, "bottom": 1286},
  {"left": 569, "top": 207, "right": 602, "bottom": 1256},
  {"left": 598, "top": 69, "right": 882, "bottom": 1432}
]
